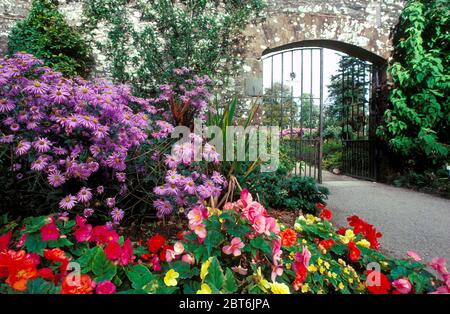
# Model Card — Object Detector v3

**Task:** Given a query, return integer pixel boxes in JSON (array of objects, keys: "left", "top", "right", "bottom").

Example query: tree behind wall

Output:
[
  {"left": 7, "top": 0, "right": 92, "bottom": 77},
  {"left": 81, "top": 0, "right": 265, "bottom": 96}
]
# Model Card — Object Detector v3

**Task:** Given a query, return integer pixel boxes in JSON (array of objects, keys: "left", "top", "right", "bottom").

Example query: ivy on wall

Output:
[
  {"left": 378, "top": 0, "right": 449, "bottom": 170},
  {"left": 81, "top": 0, "right": 265, "bottom": 95},
  {"left": 7, "top": 0, "right": 92, "bottom": 77}
]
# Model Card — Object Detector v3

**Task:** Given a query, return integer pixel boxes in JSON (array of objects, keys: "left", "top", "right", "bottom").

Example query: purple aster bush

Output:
[
  {"left": 0, "top": 52, "right": 154, "bottom": 219},
  {"left": 0, "top": 52, "right": 226, "bottom": 224},
  {"left": 150, "top": 67, "right": 214, "bottom": 127}
]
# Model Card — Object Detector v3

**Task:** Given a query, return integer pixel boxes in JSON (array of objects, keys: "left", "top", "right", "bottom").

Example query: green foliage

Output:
[
  {"left": 239, "top": 158, "right": 329, "bottom": 214},
  {"left": 378, "top": 0, "right": 450, "bottom": 169},
  {"left": 326, "top": 56, "right": 371, "bottom": 140},
  {"left": 322, "top": 140, "right": 342, "bottom": 171},
  {"left": 82, "top": 0, "right": 265, "bottom": 94},
  {"left": 390, "top": 167, "right": 450, "bottom": 198},
  {"left": 7, "top": 0, "right": 92, "bottom": 77}
]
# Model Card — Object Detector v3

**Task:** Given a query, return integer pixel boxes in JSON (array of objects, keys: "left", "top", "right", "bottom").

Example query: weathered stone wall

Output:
[
  {"left": 0, "top": 0, "right": 30, "bottom": 53},
  {"left": 239, "top": 0, "right": 405, "bottom": 93},
  {"left": 0, "top": 0, "right": 405, "bottom": 94}
]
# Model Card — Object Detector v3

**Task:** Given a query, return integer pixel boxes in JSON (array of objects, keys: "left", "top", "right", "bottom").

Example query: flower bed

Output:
[{"left": 0, "top": 190, "right": 447, "bottom": 294}]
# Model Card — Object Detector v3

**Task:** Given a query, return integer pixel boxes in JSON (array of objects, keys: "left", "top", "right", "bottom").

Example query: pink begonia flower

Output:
[
  {"left": 265, "top": 217, "right": 280, "bottom": 234},
  {"left": 235, "top": 189, "right": 253, "bottom": 209},
  {"left": 74, "top": 223, "right": 92, "bottom": 242},
  {"left": 194, "top": 224, "right": 207, "bottom": 239},
  {"left": 181, "top": 253, "right": 195, "bottom": 265},
  {"left": 242, "top": 202, "right": 267, "bottom": 223},
  {"left": 429, "top": 257, "right": 448, "bottom": 278},
  {"left": 96, "top": 280, "right": 116, "bottom": 294},
  {"left": 429, "top": 286, "right": 450, "bottom": 294},
  {"left": 165, "top": 249, "right": 176, "bottom": 262},
  {"left": 407, "top": 250, "right": 422, "bottom": 261},
  {"left": 151, "top": 255, "right": 161, "bottom": 272},
  {"left": 223, "top": 202, "right": 234, "bottom": 211},
  {"left": 253, "top": 215, "right": 267, "bottom": 234},
  {"left": 222, "top": 237, "right": 245, "bottom": 256},
  {"left": 174, "top": 241, "right": 184, "bottom": 255},
  {"left": 295, "top": 246, "right": 311, "bottom": 269},
  {"left": 392, "top": 278, "right": 412, "bottom": 294},
  {"left": 231, "top": 266, "right": 248, "bottom": 275},
  {"left": 187, "top": 207, "right": 206, "bottom": 227},
  {"left": 271, "top": 238, "right": 283, "bottom": 282}
]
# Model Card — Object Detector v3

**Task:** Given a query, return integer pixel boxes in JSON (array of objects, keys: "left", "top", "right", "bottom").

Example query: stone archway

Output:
[{"left": 236, "top": 0, "right": 405, "bottom": 95}]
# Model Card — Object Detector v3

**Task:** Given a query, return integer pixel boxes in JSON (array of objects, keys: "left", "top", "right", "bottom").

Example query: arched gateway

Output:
[{"left": 230, "top": 1, "right": 404, "bottom": 183}]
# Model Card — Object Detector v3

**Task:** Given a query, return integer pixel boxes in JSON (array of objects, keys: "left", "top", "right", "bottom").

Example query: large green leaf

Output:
[
  {"left": 125, "top": 264, "right": 154, "bottom": 290},
  {"left": 223, "top": 268, "right": 238, "bottom": 293},
  {"left": 24, "top": 233, "right": 46, "bottom": 255},
  {"left": 204, "top": 229, "right": 224, "bottom": 256},
  {"left": 27, "top": 278, "right": 55, "bottom": 294},
  {"left": 204, "top": 257, "right": 224, "bottom": 292},
  {"left": 92, "top": 248, "right": 117, "bottom": 282}
]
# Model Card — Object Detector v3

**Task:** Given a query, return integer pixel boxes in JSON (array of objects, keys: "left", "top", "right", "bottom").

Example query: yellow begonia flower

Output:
[
  {"left": 305, "top": 214, "right": 316, "bottom": 225},
  {"left": 319, "top": 266, "right": 326, "bottom": 274},
  {"left": 307, "top": 265, "right": 317, "bottom": 272},
  {"left": 200, "top": 257, "right": 213, "bottom": 281},
  {"left": 294, "top": 223, "right": 302, "bottom": 231},
  {"left": 324, "top": 261, "right": 330, "bottom": 269},
  {"left": 317, "top": 289, "right": 324, "bottom": 294},
  {"left": 338, "top": 282, "right": 345, "bottom": 290},
  {"left": 208, "top": 207, "right": 222, "bottom": 217},
  {"left": 270, "top": 282, "right": 290, "bottom": 294},
  {"left": 255, "top": 267, "right": 271, "bottom": 292},
  {"left": 301, "top": 283, "right": 310, "bottom": 293},
  {"left": 340, "top": 229, "right": 355, "bottom": 244},
  {"left": 196, "top": 283, "right": 212, "bottom": 294},
  {"left": 356, "top": 239, "right": 371, "bottom": 248},
  {"left": 164, "top": 269, "right": 179, "bottom": 287},
  {"left": 348, "top": 278, "right": 354, "bottom": 284},
  {"left": 317, "top": 258, "right": 323, "bottom": 266},
  {"left": 286, "top": 263, "right": 292, "bottom": 270}
]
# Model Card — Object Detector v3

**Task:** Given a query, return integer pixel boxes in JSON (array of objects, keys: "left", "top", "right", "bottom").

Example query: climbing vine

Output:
[
  {"left": 81, "top": 0, "right": 266, "bottom": 95},
  {"left": 378, "top": 0, "right": 450, "bottom": 170}
]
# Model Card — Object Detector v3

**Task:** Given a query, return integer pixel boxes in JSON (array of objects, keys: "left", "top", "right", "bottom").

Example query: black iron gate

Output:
[
  {"left": 339, "top": 56, "right": 377, "bottom": 180},
  {"left": 240, "top": 45, "right": 381, "bottom": 183},
  {"left": 259, "top": 47, "right": 324, "bottom": 183}
]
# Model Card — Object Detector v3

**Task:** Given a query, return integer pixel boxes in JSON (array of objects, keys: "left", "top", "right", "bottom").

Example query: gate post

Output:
[{"left": 318, "top": 48, "right": 324, "bottom": 184}]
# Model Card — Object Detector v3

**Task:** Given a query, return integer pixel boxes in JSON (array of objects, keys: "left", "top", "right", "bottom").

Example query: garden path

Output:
[{"left": 321, "top": 172, "right": 450, "bottom": 263}]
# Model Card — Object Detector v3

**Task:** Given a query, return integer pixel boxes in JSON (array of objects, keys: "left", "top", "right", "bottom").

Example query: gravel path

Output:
[{"left": 321, "top": 172, "right": 450, "bottom": 263}]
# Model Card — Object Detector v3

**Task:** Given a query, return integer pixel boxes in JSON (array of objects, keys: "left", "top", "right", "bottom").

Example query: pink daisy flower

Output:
[
  {"left": 31, "top": 157, "right": 48, "bottom": 171},
  {"left": 0, "top": 98, "right": 15, "bottom": 112},
  {"left": 59, "top": 194, "right": 77, "bottom": 210},
  {"left": 47, "top": 170, "right": 66, "bottom": 187},
  {"left": 77, "top": 187, "right": 93, "bottom": 203},
  {"left": 33, "top": 137, "right": 52, "bottom": 153},
  {"left": 15, "top": 141, "right": 31, "bottom": 156}
]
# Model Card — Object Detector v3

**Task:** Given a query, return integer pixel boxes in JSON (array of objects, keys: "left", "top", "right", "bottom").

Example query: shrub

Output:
[
  {"left": 0, "top": 52, "right": 229, "bottom": 223},
  {"left": 377, "top": 0, "right": 450, "bottom": 170},
  {"left": 81, "top": 0, "right": 265, "bottom": 94},
  {"left": 239, "top": 163, "right": 329, "bottom": 214},
  {"left": 7, "top": 0, "right": 92, "bottom": 77},
  {"left": 0, "top": 52, "right": 153, "bottom": 220},
  {"left": 390, "top": 168, "right": 450, "bottom": 198},
  {"left": 0, "top": 190, "right": 446, "bottom": 294}
]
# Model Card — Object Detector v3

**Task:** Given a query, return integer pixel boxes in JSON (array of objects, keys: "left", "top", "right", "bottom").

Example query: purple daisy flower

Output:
[
  {"left": 111, "top": 207, "right": 125, "bottom": 224},
  {"left": 33, "top": 137, "right": 52, "bottom": 153},
  {"left": 59, "top": 194, "right": 77, "bottom": 210},
  {"left": 77, "top": 187, "right": 93, "bottom": 203},
  {"left": 47, "top": 170, "right": 66, "bottom": 187}
]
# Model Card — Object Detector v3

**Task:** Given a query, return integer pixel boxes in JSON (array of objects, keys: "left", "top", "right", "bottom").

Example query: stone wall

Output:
[
  {"left": 0, "top": 0, "right": 405, "bottom": 94},
  {"left": 239, "top": 0, "right": 405, "bottom": 94}
]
